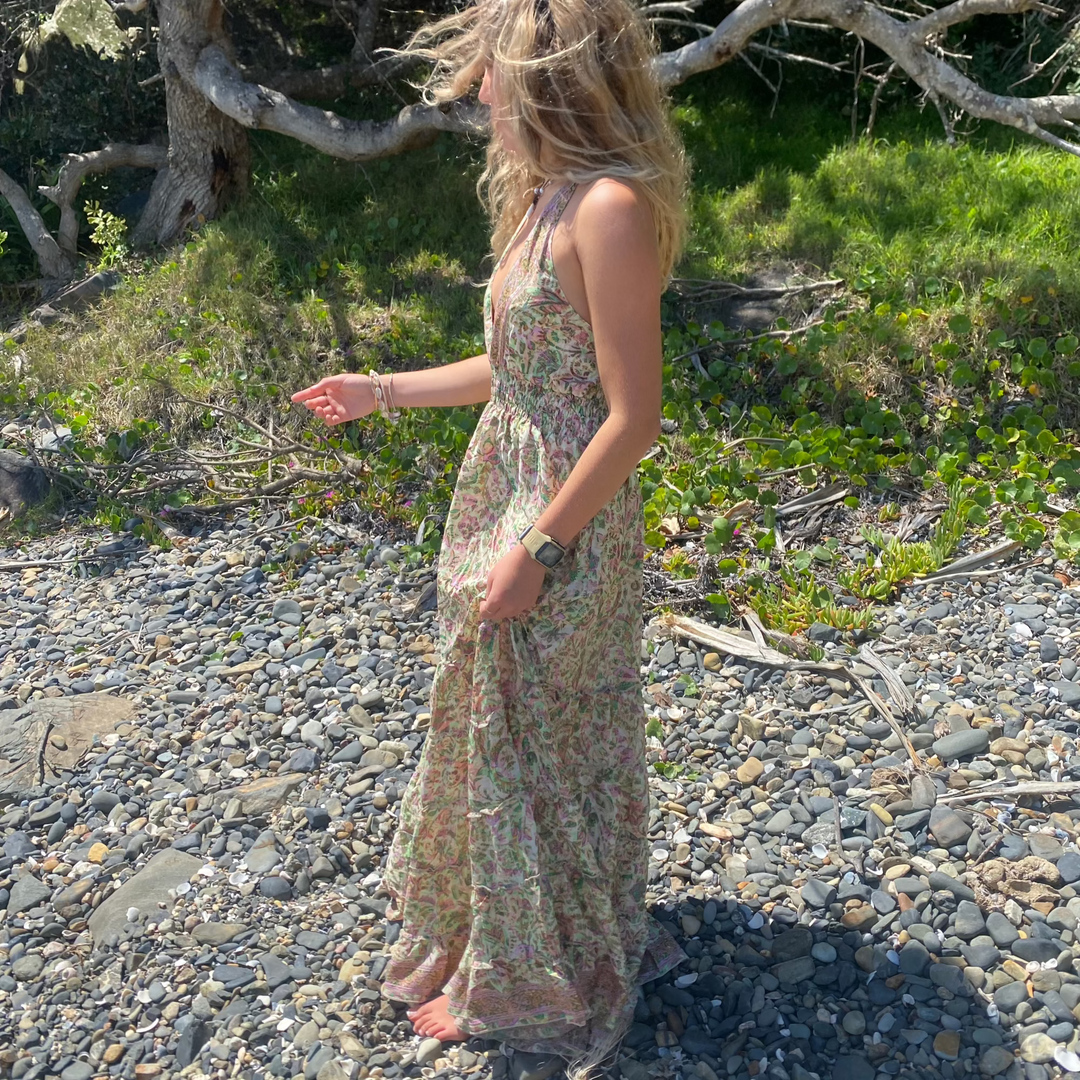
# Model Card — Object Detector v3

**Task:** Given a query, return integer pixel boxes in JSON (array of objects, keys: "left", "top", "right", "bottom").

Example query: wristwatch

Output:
[{"left": 518, "top": 524, "right": 567, "bottom": 569}]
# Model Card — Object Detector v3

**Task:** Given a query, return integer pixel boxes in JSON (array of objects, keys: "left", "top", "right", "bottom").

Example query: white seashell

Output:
[
  {"left": 1054, "top": 1048, "right": 1080, "bottom": 1072},
  {"left": 229, "top": 871, "right": 248, "bottom": 885},
  {"left": 277, "top": 1017, "right": 295, "bottom": 1031},
  {"left": 1026, "top": 961, "right": 1041, "bottom": 974},
  {"left": 674, "top": 973, "right": 697, "bottom": 988},
  {"left": 175, "top": 881, "right": 191, "bottom": 896},
  {"left": 902, "top": 994, "right": 914, "bottom": 1005},
  {"left": 1043, "top": 958, "right": 1058, "bottom": 970},
  {"left": 812, "top": 844, "right": 829, "bottom": 859}
]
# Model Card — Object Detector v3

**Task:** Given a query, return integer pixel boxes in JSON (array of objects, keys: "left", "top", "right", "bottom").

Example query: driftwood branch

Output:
[
  {"left": 939, "top": 780, "right": 1080, "bottom": 804},
  {"left": 38, "top": 144, "right": 168, "bottom": 261},
  {"left": 658, "top": 612, "right": 928, "bottom": 770},
  {"left": 0, "top": 167, "right": 72, "bottom": 282},
  {"left": 192, "top": 45, "right": 483, "bottom": 160}
]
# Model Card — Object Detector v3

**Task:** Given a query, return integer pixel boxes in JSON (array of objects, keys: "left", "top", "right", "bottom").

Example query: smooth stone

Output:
[
  {"left": 7, "top": 875, "right": 52, "bottom": 914},
  {"left": 12, "top": 954, "right": 45, "bottom": 980},
  {"left": 932, "top": 728, "right": 989, "bottom": 759},
  {"left": 801, "top": 878, "right": 837, "bottom": 909},
  {"left": 929, "top": 871, "right": 975, "bottom": 901},
  {"left": 1055, "top": 852, "right": 1080, "bottom": 885},
  {"left": 979, "top": 1046, "right": 1015, "bottom": 1076},
  {"left": 243, "top": 830, "right": 281, "bottom": 874},
  {"left": 1019, "top": 1034, "right": 1059, "bottom": 1064},
  {"left": 986, "top": 912, "right": 1019, "bottom": 947},
  {"left": 771, "top": 927, "right": 813, "bottom": 963},
  {"left": 993, "top": 982, "right": 1030, "bottom": 1013},
  {"left": 259, "top": 876, "right": 293, "bottom": 900},
  {"left": 929, "top": 805, "right": 972, "bottom": 848},
  {"left": 213, "top": 964, "right": 256, "bottom": 988},
  {"left": 910, "top": 773, "right": 938, "bottom": 809},
  {"left": 841, "top": 1011, "right": 866, "bottom": 1036},
  {"left": 1012, "top": 938, "right": 1060, "bottom": 964},
  {"left": 771, "top": 956, "right": 816, "bottom": 984},
  {"left": 191, "top": 922, "right": 247, "bottom": 946},
  {"left": 898, "top": 940, "right": 931, "bottom": 976},
  {"left": 415, "top": 1039, "right": 443, "bottom": 1067},
  {"left": 954, "top": 900, "right": 986, "bottom": 938}
]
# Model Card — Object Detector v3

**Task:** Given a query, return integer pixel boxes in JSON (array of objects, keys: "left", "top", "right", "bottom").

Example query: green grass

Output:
[{"left": 3, "top": 65, "right": 1080, "bottom": 626}]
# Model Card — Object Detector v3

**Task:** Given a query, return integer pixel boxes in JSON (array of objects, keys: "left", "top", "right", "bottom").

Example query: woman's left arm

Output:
[
  {"left": 532, "top": 179, "right": 662, "bottom": 543},
  {"left": 478, "top": 180, "right": 662, "bottom": 622}
]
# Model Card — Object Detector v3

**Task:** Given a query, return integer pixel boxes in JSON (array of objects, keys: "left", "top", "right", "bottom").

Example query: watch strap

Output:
[{"left": 518, "top": 524, "right": 567, "bottom": 566}]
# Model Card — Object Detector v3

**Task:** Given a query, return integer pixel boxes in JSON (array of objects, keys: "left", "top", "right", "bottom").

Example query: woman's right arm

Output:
[
  {"left": 391, "top": 352, "right": 491, "bottom": 408},
  {"left": 291, "top": 353, "right": 491, "bottom": 425}
]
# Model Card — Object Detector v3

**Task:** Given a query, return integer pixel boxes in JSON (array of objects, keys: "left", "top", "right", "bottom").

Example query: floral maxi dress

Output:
[{"left": 381, "top": 183, "right": 685, "bottom": 1060}]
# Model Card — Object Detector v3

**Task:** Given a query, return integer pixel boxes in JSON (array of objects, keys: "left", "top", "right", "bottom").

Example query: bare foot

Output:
[{"left": 406, "top": 994, "right": 467, "bottom": 1041}]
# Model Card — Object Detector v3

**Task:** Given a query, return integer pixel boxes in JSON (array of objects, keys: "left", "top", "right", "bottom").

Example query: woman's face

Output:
[{"left": 479, "top": 63, "right": 523, "bottom": 156}]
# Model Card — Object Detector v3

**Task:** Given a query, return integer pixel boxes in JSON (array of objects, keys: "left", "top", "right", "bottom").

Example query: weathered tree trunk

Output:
[{"left": 132, "top": 0, "right": 250, "bottom": 246}]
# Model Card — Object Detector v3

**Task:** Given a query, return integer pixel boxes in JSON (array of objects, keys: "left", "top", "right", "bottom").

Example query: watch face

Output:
[{"left": 535, "top": 541, "right": 563, "bottom": 568}]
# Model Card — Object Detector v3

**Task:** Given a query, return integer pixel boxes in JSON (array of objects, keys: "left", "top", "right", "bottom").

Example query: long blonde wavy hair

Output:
[{"left": 407, "top": 0, "right": 687, "bottom": 281}]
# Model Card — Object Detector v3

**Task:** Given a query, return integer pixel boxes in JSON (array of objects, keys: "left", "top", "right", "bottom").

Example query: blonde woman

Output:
[{"left": 292, "top": 0, "right": 688, "bottom": 1072}]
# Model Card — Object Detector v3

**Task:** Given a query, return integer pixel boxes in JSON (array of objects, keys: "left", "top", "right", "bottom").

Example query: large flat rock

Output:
[
  {"left": 0, "top": 694, "right": 135, "bottom": 802},
  {"left": 88, "top": 848, "right": 202, "bottom": 943}
]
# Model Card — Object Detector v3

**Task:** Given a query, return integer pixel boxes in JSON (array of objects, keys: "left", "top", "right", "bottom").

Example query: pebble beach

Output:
[{"left": 1, "top": 510, "right": 1079, "bottom": 1080}]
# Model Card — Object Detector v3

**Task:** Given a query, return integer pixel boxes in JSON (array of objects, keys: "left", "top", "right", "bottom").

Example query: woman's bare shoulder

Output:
[
  {"left": 570, "top": 177, "right": 657, "bottom": 269},
  {"left": 574, "top": 177, "right": 650, "bottom": 226}
]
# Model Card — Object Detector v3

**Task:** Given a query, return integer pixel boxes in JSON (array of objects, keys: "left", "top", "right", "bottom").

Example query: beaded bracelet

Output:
[{"left": 368, "top": 369, "right": 400, "bottom": 420}]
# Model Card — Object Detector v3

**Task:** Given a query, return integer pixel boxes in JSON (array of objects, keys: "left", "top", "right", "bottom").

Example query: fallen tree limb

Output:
[
  {"left": 670, "top": 277, "right": 844, "bottom": 300},
  {"left": 659, "top": 612, "right": 927, "bottom": 770},
  {"left": 913, "top": 538, "right": 1023, "bottom": 583},
  {"left": 939, "top": 780, "right": 1080, "bottom": 804}
]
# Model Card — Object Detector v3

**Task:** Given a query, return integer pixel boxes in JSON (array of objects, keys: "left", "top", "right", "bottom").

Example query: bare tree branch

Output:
[
  {"left": 913, "top": 0, "right": 1061, "bottom": 40},
  {"left": 352, "top": 0, "right": 381, "bottom": 63},
  {"left": 653, "top": 0, "right": 1080, "bottom": 155},
  {"left": 38, "top": 143, "right": 168, "bottom": 261},
  {"left": 0, "top": 167, "right": 72, "bottom": 281},
  {"left": 192, "top": 44, "right": 483, "bottom": 161}
]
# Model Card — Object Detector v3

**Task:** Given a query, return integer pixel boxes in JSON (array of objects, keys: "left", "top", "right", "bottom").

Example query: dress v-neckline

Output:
[{"left": 488, "top": 183, "right": 568, "bottom": 328}]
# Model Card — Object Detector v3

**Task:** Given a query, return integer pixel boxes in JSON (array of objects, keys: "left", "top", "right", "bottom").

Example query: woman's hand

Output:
[
  {"left": 478, "top": 543, "right": 548, "bottom": 622},
  {"left": 291, "top": 374, "right": 375, "bottom": 425}
]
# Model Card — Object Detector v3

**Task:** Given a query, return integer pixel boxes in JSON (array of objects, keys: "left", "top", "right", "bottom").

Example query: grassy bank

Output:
[{"left": 3, "top": 66, "right": 1080, "bottom": 629}]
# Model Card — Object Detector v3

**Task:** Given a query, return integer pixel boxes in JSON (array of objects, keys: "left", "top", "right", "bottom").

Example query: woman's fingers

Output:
[{"left": 289, "top": 386, "right": 326, "bottom": 406}]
